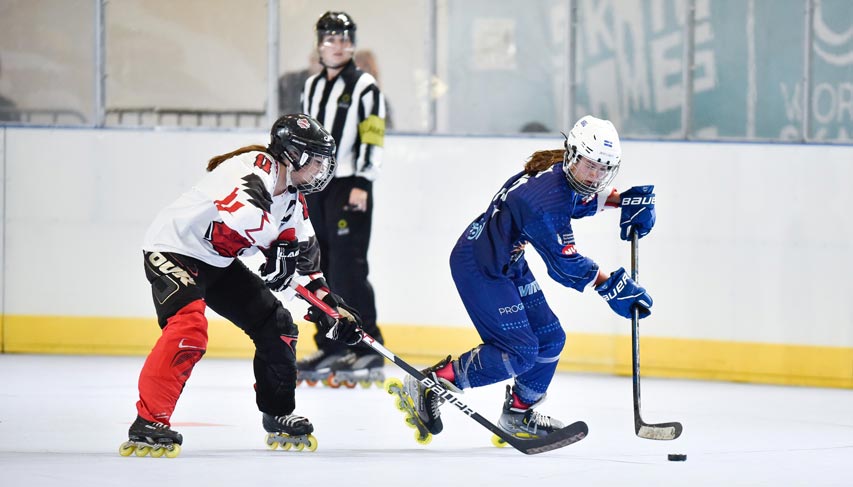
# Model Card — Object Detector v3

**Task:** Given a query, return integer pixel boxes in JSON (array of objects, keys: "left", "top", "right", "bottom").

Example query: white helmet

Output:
[{"left": 562, "top": 115, "right": 621, "bottom": 196}]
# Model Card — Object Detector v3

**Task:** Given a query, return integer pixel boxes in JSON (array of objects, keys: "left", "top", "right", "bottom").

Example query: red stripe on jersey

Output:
[
  {"left": 244, "top": 213, "right": 271, "bottom": 244},
  {"left": 214, "top": 187, "right": 245, "bottom": 213}
]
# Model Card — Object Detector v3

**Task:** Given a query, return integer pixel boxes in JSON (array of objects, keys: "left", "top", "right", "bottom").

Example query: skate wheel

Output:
[
  {"left": 374, "top": 379, "right": 384, "bottom": 387},
  {"left": 134, "top": 445, "right": 150, "bottom": 457},
  {"left": 404, "top": 416, "right": 419, "bottom": 430},
  {"left": 384, "top": 378, "right": 403, "bottom": 394},
  {"left": 359, "top": 380, "right": 372, "bottom": 388},
  {"left": 296, "top": 379, "right": 303, "bottom": 387},
  {"left": 164, "top": 445, "right": 181, "bottom": 458},
  {"left": 343, "top": 380, "right": 356, "bottom": 389},
  {"left": 305, "top": 434, "right": 318, "bottom": 452},
  {"left": 293, "top": 441, "right": 305, "bottom": 452},
  {"left": 280, "top": 441, "right": 292, "bottom": 451},
  {"left": 325, "top": 375, "right": 342, "bottom": 388},
  {"left": 394, "top": 397, "right": 406, "bottom": 411},
  {"left": 415, "top": 430, "right": 432, "bottom": 445},
  {"left": 305, "top": 379, "right": 318, "bottom": 387},
  {"left": 118, "top": 443, "right": 135, "bottom": 457},
  {"left": 491, "top": 434, "right": 508, "bottom": 448},
  {"left": 150, "top": 446, "right": 166, "bottom": 458},
  {"left": 266, "top": 435, "right": 279, "bottom": 450}
]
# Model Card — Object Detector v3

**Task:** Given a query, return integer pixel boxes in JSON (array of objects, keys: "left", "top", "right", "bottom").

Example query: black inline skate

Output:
[
  {"left": 326, "top": 350, "right": 385, "bottom": 389},
  {"left": 491, "top": 384, "right": 566, "bottom": 448},
  {"left": 119, "top": 415, "right": 183, "bottom": 458},
  {"left": 263, "top": 412, "right": 317, "bottom": 452},
  {"left": 296, "top": 349, "right": 349, "bottom": 387}
]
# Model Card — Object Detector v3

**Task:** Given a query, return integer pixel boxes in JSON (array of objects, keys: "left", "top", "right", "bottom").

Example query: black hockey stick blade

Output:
[
  {"left": 288, "top": 281, "right": 589, "bottom": 454},
  {"left": 504, "top": 421, "right": 588, "bottom": 454}
]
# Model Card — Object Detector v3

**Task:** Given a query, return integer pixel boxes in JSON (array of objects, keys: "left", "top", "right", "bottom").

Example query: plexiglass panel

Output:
[
  {"left": 105, "top": 0, "right": 267, "bottom": 128},
  {"left": 436, "top": 0, "right": 569, "bottom": 134},
  {"left": 0, "top": 0, "right": 94, "bottom": 125},
  {"left": 574, "top": 0, "right": 687, "bottom": 139},
  {"left": 279, "top": 0, "right": 432, "bottom": 132},
  {"left": 808, "top": 0, "right": 853, "bottom": 142}
]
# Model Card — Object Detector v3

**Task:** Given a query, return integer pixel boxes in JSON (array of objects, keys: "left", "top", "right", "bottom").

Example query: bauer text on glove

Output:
[
  {"left": 619, "top": 185, "right": 656, "bottom": 241},
  {"left": 595, "top": 267, "right": 653, "bottom": 319}
]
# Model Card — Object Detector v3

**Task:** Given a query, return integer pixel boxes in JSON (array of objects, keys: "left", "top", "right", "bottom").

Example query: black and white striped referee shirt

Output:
[{"left": 301, "top": 60, "right": 386, "bottom": 182}]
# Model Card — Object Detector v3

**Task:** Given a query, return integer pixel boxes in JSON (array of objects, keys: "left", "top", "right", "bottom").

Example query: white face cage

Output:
[
  {"left": 561, "top": 116, "right": 622, "bottom": 196},
  {"left": 563, "top": 149, "right": 619, "bottom": 196},
  {"left": 290, "top": 150, "right": 336, "bottom": 195}
]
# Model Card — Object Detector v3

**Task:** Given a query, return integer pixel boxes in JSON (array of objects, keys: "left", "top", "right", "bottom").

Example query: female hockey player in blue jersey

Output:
[{"left": 399, "top": 115, "right": 656, "bottom": 442}]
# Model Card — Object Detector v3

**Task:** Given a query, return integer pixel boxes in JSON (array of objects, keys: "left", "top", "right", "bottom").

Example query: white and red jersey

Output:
[{"left": 143, "top": 150, "right": 315, "bottom": 268}]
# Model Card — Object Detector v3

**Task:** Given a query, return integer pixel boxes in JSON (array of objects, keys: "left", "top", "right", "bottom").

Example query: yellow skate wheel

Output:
[
  {"left": 149, "top": 446, "right": 166, "bottom": 458},
  {"left": 374, "top": 379, "right": 384, "bottom": 387},
  {"left": 384, "top": 378, "right": 403, "bottom": 394},
  {"left": 164, "top": 445, "right": 181, "bottom": 458},
  {"left": 404, "top": 416, "right": 419, "bottom": 430},
  {"left": 359, "top": 380, "right": 372, "bottom": 388},
  {"left": 293, "top": 441, "right": 305, "bottom": 452},
  {"left": 305, "top": 435, "right": 318, "bottom": 452},
  {"left": 134, "top": 445, "right": 150, "bottom": 457},
  {"left": 118, "top": 443, "right": 135, "bottom": 457},
  {"left": 266, "top": 437, "right": 279, "bottom": 450},
  {"left": 280, "top": 441, "right": 292, "bottom": 451},
  {"left": 415, "top": 430, "right": 432, "bottom": 445},
  {"left": 491, "top": 434, "right": 508, "bottom": 448},
  {"left": 395, "top": 397, "right": 406, "bottom": 411}
]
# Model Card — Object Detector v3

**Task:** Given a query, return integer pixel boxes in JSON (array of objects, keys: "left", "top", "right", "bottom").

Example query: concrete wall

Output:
[{"left": 2, "top": 126, "right": 852, "bottom": 387}]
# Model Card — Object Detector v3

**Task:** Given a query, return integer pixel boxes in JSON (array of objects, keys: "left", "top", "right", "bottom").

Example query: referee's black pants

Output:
[{"left": 305, "top": 177, "right": 383, "bottom": 354}]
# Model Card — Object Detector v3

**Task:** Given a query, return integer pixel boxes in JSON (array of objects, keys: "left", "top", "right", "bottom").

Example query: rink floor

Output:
[{"left": 1, "top": 354, "right": 851, "bottom": 486}]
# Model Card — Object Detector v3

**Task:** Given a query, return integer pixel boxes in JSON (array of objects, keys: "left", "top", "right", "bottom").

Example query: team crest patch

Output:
[{"left": 297, "top": 117, "right": 310, "bottom": 129}]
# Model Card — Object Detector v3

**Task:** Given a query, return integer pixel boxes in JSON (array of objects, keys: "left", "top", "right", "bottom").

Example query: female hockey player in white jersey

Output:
[
  {"left": 120, "top": 114, "right": 364, "bottom": 458},
  {"left": 393, "top": 115, "right": 657, "bottom": 444}
]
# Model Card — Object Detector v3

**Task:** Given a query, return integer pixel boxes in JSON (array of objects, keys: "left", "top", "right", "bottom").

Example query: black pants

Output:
[
  {"left": 143, "top": 251, "right": 300, "bottom": 416},
  {"left": 305, "top": 177, "right": 383, "bottom": 354}
]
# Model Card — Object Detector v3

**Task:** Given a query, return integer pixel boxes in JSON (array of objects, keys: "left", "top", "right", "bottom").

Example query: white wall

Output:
[{"left": 3, "top": 127, "right": 852, "bottom": 347}]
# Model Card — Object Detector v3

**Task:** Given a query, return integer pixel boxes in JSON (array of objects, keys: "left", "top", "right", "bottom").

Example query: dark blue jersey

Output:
[{"left": 461, "top": 163, "right": 605, "bottom": 291}]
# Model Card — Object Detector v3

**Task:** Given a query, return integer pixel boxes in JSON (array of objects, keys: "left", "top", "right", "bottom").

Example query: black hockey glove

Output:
[
  {"left": 259, "top": 240, "right": 299, "bottom": 292},
  {"left": 305, "top": 293, "right": 364, "bottom": 346}
]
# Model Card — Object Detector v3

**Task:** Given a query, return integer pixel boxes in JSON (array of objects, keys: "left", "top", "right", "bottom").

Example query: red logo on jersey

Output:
[
  {"left": 206, "top": 221, "right": 251, "bottom": 257},
  {"left": 214, "top": 188, "right": 244, "bottom": 213},
  {"left": 254, "top": 153, "right": 272, "bottom": 174}
]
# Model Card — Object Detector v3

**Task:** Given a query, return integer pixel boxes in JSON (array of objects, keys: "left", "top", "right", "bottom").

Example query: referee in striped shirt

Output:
[{"left": 299, "top": 11, "right": 387, "bottom": 371}]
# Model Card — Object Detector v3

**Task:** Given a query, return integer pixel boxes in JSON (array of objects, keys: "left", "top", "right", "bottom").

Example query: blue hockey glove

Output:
[
  {"left": 259, "top": 240, "right": 299, "bottom": 292},
  {"left": 595, "top": 267, "right": 653, "bottom": 319},
  {"left": 620, "top": 185, "right": 656, "bottom": 241}
]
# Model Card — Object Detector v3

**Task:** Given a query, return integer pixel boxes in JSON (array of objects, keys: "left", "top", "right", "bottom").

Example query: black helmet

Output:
[
  {"left": 268, "top": 114, "right": 337, "bottom": 194},
  {"left": 315, "top": 11, "right": 357, "bottom": 46}
]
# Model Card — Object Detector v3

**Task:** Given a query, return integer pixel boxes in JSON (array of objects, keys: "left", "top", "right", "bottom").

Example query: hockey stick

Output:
[
  {"left": 288, "top": 281, "right": 588, "bottom": 455},
  {"left": 630, "top": 231, "right": 683, "bottom": 440}
]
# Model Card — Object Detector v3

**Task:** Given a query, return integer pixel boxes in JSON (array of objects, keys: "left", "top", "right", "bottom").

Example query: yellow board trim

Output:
[{"left": 3, "top": 315, "right": 852, "bottom": 389}]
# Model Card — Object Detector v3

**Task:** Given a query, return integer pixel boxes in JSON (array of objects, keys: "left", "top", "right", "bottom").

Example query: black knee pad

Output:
[{"left": 251, "top": 304, "right": 299, "bottom": 415}]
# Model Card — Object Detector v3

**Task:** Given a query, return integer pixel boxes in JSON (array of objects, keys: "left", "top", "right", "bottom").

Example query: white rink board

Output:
[{"left": 2, "top": 127, "right": 852, "bottom": 347}]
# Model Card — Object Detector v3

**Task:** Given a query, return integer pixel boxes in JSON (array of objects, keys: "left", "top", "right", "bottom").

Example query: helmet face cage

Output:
[
  {"left": 268, "top": 115, "right": 336, "bottom": 194},
  {"left": 288, "top": 145, "right": 336, "bottom": 194},
  {"left": 561, "top": 116, "right": 622, "bottom": 196}
]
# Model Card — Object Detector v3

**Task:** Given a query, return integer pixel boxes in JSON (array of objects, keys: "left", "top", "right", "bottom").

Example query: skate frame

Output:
[
  {"left": 630, "top": 231, "right": 683, "bottom": 440},
  {"left": 288, "top": 281, "right": 588, "bottom": 455}
]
